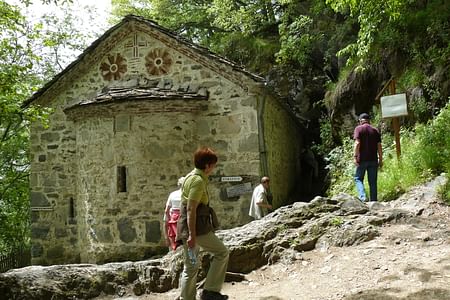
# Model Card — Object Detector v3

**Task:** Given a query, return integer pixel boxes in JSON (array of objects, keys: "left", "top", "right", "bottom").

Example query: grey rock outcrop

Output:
[{"left": 0, "top": 193, "right": 412, "bottom": 299}]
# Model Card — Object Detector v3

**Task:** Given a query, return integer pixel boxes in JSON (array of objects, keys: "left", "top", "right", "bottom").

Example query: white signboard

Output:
[
  {"left": 381, "top": 93, "right": 408, "bottom": 118},
  {"left": 221, "top": 176, "right": 243, "bottom": 182},
  {"left": 226, "top": 182, "right": 252, "bottom": 198}
]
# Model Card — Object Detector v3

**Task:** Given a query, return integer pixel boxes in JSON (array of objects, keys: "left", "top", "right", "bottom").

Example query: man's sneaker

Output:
[{"left": 200, "top": 289, "right": 229, "bottom": 300}]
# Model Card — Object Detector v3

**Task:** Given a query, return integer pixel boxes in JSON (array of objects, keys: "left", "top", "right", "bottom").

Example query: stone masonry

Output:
[{"left": 26, "top": 15, "right": 303, "bottom": 265}]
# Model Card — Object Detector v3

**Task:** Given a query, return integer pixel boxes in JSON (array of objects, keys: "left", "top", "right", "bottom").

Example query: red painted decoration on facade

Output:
[
  {"left": 100, "top": 53, "right": 128, "bottom": 81},
  {"left": 145, "top": 48, "right": 172, "bottom": 76}
]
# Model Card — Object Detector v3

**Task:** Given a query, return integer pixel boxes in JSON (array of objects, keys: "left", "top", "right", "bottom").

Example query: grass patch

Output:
[
  {"left": 326, "top": 99, "right": 450, "bottom": 203},
  {"left": 437, "top": 175, "right": 450, "bottom": 205}
]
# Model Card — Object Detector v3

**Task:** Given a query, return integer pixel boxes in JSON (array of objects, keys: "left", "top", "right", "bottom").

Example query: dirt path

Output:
[{"left": 102, "top": 177, "right": 450, "bottom": 300}]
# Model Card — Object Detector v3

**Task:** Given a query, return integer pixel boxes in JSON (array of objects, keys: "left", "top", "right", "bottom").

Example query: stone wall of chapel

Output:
[
  {"left": 263, "top": 96, "right": 303, "bottom": 208},
  {"left": 30, "top": 107, "right": 79, "bottom": 265},
  {"left": 73, "top": 97, "right": 260, "bottom": 263},
  {"left": 30, "top": 29, "right": 264, "bottom": 264}
]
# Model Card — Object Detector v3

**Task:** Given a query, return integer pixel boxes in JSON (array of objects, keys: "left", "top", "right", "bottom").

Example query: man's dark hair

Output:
[
  {"left": 194, "top": 147, "right": 218, "bottom": 169},
  {"left": 359, "top": 113, "right": 370, "bottom": 120}
]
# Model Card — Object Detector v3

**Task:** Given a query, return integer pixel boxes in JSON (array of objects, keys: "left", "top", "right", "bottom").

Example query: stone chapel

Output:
[{"left": 24, "top": 15, "right": 304, "bottom": 265}]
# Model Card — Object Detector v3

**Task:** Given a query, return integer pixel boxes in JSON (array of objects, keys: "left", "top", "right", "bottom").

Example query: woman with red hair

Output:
[{"left": 177, "top": 147, "right": 229, "bottom": 300}]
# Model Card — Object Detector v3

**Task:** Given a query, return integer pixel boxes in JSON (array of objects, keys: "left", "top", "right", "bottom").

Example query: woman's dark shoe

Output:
[{"left": 200, "top": 290, "right": 229, "bottom": 300}]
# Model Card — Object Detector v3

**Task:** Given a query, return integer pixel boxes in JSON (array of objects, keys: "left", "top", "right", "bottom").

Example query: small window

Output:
[
  {"left": 69, "top": 197, "right": 75, "bottom": 219},
  {"left": 114, "top": 115, "right": 130, "bottom": 133},
  {"left": 68, "top": 197, "right": 76, "bottom": 224},
  {"left": 117, "top": 166, "right": 127, "bottom": 193}
]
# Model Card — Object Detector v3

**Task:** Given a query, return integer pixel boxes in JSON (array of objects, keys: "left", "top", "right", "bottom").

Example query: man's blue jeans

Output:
[{"left": 354, "top": 160, "right": 378, "bottom": 201}]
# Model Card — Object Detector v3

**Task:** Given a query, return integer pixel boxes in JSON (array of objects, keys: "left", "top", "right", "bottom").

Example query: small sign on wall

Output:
[
  {"left": 221, "top": 176, "right": 243, "bottom": 182},
  {"left": 226, "top": 182, "right": 252, "bottom": 198},
  {"left": 381, "top": 93, "right": 408, "bottom": 118},
  {"left": 31, "top": 207, "right": 54, "bottom": 212}
]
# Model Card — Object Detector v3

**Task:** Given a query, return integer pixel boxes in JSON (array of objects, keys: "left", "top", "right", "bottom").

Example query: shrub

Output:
[
  {"left": 326, "top": 99, "right": 449, "bottom": 202},
  {"left": 437, "top": 174, "right": 450, "bottom": 205},
  {"left": 324, "top": 137, "right": 354, "bottom": 196},
  {"left": 412, "top": 100, "right": 450, "bottom": 174}
]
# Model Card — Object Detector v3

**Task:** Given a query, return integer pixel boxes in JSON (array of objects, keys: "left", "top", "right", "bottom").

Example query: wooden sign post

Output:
[
  {"left": 378, "top": 78, "right": 409, "bottom": 160},
  {"left": 390, "top": 80, "right": 402, "bottom": 159}
]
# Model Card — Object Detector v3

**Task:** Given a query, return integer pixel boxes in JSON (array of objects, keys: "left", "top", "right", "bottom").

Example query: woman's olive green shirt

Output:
[{"left": 181, "top": 168, "right": 209, "bottom": 206}]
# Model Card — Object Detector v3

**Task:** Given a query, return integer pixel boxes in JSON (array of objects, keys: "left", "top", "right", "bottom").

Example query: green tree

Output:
[
  {"left": 0, "top": 0, "right": 99, "bottom": 253},
  {"left": 325, "top": 0, "right": 409, "bottom": 67},
  {"left": 111, "top": 0, "right": 357, "bottom": 77},
  {"left": 111, "top": 0, "right": 283, "bottom": 73},
  {"left": 0, "top": 0, "right": 45, "bottom": 252},
  {"left": 325, "top": 0, "right": 450, "bottom": 72}
]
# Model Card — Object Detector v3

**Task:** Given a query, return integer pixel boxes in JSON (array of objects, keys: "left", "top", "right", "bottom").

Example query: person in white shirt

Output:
[
  {"left": 164, "top": 176, "right": 185, "bottom": 250},
  {"left": 249, "top": 177, "right": 273, "bottom": 220}
]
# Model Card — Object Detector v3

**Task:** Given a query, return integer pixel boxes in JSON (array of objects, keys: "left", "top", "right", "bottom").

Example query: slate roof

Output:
[
  {"left": 23, "top": 14, "right": 265, "bottom": 108},
  {"left": 64, "top": 86, "right": 208, "bottom": 112}
]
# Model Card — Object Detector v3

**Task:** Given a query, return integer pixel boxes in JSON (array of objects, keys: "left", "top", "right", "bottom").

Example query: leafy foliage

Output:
[
  {"left": 412, "top": 99, "right": 450, "bottom": 175},
  {"left": 0, "top": 1, "right": 44, "bottom": 253},
  {"left": 111, "top": 0, "right": 282, "bottom": 73},
  {"left": 326, "top": 0, "right": 450, "bottom": 73},
  {"left": 0, "top": 0, "right": 99, "bottom": 254},
  {"left": 437, "top": 177, "right": 450, "bottom": 205},
  {"left": 325, "top": 0, "right": 407, "bottom": 67},
  {"left": 324, "top": 137, "right": 354, "bottom": 197},
  {"left": 313, "top": 112, "right": 337, "bottom": 157},
  {"left": 277, "top": 15, "right": 317, "bottom": 66},
  {"left": 326, "top": 100, "right": 450, "bottom": 203},
  {"left": 111, "top": 0, "right": 356, "bottom": 75}
]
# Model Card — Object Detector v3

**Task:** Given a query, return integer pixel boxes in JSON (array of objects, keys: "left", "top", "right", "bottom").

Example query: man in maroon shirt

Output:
[{"left": 353, "top": 113, "right": 383, "bottom": 202}]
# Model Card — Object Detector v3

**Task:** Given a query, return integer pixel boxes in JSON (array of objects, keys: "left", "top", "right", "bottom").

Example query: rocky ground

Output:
[
  {"left": 2, "top": 177, "right": 449, "bottom": 300},
  {"left": 101, "top": 176, "right": 450, "bottom": 300}
]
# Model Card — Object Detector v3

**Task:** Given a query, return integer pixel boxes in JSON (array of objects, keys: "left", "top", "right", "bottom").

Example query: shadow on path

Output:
[{"left": 343, "top": 288, "right": 450, "bottom": 300}]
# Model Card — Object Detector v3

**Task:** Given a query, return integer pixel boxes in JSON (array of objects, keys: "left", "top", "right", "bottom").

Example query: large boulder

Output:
[{"left": 0, "top": 193, "right": 412, "bottom": 299}]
